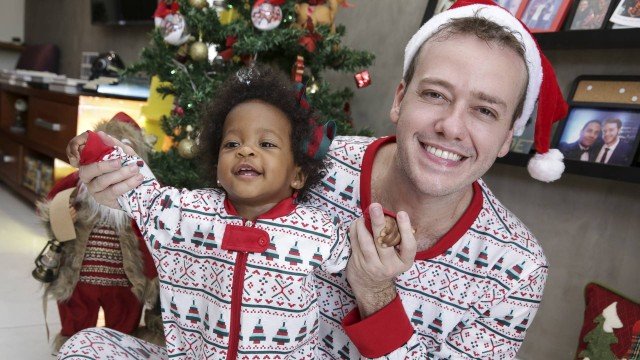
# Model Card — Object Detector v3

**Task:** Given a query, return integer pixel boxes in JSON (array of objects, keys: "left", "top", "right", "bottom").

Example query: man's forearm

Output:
[{"left": 351, "top": 280, "right": 397, "bottom": 318}]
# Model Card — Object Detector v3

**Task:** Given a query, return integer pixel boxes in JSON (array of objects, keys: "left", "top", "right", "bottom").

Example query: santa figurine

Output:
[{"left": 35, "top": 112, "right": 160, "bottom": 351}]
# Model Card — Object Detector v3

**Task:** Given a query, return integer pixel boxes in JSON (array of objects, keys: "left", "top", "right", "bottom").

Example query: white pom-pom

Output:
[{"left": 527, "top": 149, "right": 565, "bottom": 182}]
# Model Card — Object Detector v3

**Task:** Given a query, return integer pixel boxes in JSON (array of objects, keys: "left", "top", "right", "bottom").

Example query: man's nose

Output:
[{"left": 434, "top": 104, "right": 467, "bottom": 141}]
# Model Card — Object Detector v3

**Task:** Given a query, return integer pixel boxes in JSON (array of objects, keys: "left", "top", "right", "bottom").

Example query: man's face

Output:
[
  {"left": 579, "top": 122, "right": 601, "bottom": 147},
  {"left": 602, "top": 122, "right": 620, "bottom": 145},
  {"left": 390, "top": 34, "right": 527, "bottom": 197}
]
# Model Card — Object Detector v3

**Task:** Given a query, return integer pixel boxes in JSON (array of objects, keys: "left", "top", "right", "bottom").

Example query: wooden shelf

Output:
[
  {"left": 534, "top": 28, "right": 640, "bottom": 50},
  {"left": 496, "top": 152, "right": 640, "bottom": 183},
  {"left": 0, "top": 41, "right": 25, "bottom": 52}
]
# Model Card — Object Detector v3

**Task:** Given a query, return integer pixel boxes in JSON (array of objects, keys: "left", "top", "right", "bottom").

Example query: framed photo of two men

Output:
[{"left": 554, "top": 76, "right": 640, "bottom": 167}]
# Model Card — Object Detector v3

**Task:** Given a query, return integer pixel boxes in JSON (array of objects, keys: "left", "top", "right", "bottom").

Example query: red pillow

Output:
[{"left": 575, "top": 283, "right": 640, "bottom": 359}]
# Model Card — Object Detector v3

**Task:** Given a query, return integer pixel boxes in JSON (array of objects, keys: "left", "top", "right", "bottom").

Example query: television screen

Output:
[{"left": 91, "top": 0, "right": 157, "bottom": 25}]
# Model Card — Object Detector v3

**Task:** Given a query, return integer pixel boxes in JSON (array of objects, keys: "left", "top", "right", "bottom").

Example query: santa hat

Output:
[
  {"left": 403, "top": 0, "right": 569, "bottom": 182},
  {"left": 111, "top": 111, "right": 142, "bottom": 132}
]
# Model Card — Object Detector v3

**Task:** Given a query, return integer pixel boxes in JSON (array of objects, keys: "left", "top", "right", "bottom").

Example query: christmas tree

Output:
[{"left": 128, "top": 0, "right": 375, "bottom": 189}]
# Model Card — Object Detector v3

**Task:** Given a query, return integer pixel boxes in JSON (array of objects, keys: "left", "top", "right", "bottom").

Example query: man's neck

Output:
[{"left": 370, "top": 144, "right": 474, "bottom": 252}]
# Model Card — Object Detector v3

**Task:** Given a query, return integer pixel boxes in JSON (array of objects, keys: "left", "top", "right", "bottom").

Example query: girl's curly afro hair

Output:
[{"left": 199, "top": 64, "right": 328, "bottom": 202}]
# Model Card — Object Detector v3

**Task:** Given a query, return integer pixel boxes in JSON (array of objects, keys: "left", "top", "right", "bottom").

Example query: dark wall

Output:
[{"left": 25, "top": 0, "right": 151, "bottom": 78}]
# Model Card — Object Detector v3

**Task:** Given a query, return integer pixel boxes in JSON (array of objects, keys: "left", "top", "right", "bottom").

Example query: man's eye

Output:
[
  {"left": 422, "top": 91, "right": 445, "bottom": 100},
  {"left": 260, "top": 142, "right": 276, "bottom": 148},
  {"left": 478, "top": 107, "right": 497, "bottom": 119}
]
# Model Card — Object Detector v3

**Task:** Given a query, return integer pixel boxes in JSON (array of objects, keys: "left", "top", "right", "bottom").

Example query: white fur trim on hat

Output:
[
  {"left": 403, "top": 4, "right": 542, "bottom": 136},
  {"left": 527, "top": 148, "right": 564, "bottom": 182}
]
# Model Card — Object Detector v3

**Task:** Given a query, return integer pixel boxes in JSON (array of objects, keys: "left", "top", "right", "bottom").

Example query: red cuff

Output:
[
  {"left": 79, "top": 131, "right": 114, "bottom": 165},
  {"left": 342, "top": 295, "right": 414, "bottom": 358}
]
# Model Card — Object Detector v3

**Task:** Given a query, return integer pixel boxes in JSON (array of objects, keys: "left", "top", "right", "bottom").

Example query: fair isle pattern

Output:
[
  {"left": 59, "top": 327, "right": 166, "bottom": 359},
  {"left": 307, "top": 136, "right": 548, "bottom": 359},
  {"left": 79, "top": 223, "right": 131, "bottom": 287},
  {"left": 89, "top": 146, "right": 349, "bottom": 359}
]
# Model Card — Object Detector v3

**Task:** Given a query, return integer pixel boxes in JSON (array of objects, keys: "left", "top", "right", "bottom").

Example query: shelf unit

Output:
[
  {"left": 511, "top": 31, "right": 640, "bottom": 183},
  {"left": 0, "top": 83, "right": 147, "bottom": 204},
  {"left": 534, "top": 28, "right": 640, "bottom": 50},
  {"left": 496, "top": 152, "right": 640, "bottom": 183},
  {"left": 0, "top": 41, "right": 25, "bottom": 53}
]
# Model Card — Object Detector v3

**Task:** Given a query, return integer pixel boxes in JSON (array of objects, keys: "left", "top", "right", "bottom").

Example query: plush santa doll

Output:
[{"left": 37, "top": 112, "right": 161, "bottom": 351}]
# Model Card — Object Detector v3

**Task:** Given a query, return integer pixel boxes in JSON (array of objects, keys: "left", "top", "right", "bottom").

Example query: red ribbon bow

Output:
[
  {"left": 154, "top": 0, "right": 180, "bottom": 19},
  {"left": 219, "top": 35, "right": 238, "bottom": 61}
]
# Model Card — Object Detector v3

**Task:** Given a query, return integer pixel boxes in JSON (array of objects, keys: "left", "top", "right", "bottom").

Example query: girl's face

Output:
[{"left": 217, "top": 100, "right": 305, "bottom": 209}]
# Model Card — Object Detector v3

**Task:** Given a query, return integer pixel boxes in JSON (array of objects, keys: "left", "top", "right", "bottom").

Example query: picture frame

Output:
[
  {"left": 495, "top": 0, "right": 528, "bottom": 15},
  {"left": 516, "top": 0, "right": 574, "bottom": 32},
  {"left": 552, "top": 75, "right": 640, "bottom": 168},
  {"left": 421, "top": 0, "right": 450, "bottom": 24},
  {"left": 564, "top": 0, "right": 617, "bottom": 30},
  {"left": 421, "top": 0, "right": 526, "bottom": 23},
  {"left": 609, "top": 0, "right": 640, "bottom": 28},
  {"left": 510, "top": 115, "right": 536, "bottom": 154}
]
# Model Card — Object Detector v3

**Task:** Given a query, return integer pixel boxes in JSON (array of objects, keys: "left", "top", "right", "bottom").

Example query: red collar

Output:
[
  {"left": 359, "top": 136, "right": 484, "bottom": 260},
  {"left": 223, "top": 196, "right": 298, "bottom": 220}
]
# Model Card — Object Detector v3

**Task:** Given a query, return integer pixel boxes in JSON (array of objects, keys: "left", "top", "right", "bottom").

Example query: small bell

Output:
[{"left": 32, "top": 239, "right": 64, "bottom": 283}]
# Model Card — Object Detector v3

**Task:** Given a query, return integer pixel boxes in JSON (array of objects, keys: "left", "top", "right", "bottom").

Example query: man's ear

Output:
[
  {"left": 291, "top": 166, "right": 307, "bottom": 190},
  {"left": 497, "top": 129, "right": 514, "bottom": 158},
  {"left": 390, "top": 81, "right": 406, "bottom": 125}
]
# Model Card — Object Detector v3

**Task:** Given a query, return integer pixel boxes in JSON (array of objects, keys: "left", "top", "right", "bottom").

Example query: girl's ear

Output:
[{"left": 290, "top": 166, "right": 307, "bottom": 190}]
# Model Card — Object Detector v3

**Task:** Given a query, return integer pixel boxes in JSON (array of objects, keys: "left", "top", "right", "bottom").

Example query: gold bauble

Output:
[
  {"left": 178, "top": 138, "right": 197, "bottom": 159},
  {"left": 189, "top": 41, "right": 208, "bottom": 62},
  {"left": 189, "top": 0, "right": 209, "bottom": 9}
]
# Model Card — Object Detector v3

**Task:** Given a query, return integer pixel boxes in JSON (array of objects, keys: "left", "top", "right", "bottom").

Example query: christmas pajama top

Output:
[
  {"left": 79, "top": 132, "right": 350, "bottom": 359},
  {"left": 73, "top": 134, "right": 548, "bottom": 360},
  {"left": 306, "top": 136, "right": 548, "bottom": 359}
]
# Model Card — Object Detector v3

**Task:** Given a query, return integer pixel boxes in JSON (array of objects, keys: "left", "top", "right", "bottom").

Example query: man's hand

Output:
[
  {"left": 346, "top": 203, "right": 417, "bottom": 318},
  {"left": 66, "top": 131, "right": 143, "bottom": 209}
]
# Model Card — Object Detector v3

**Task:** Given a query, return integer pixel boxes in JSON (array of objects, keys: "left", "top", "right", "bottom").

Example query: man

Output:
[
  {"left": 559, "top": 120, "right": 602, "bottom": 161},
  {"left": 61, "top": 0, "right": 567, "bottom": 358},
  {"left": 595, "top": 118, "right": 633, "bottom": 165}
]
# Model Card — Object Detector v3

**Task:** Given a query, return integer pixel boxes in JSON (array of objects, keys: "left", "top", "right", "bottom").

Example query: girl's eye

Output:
[
  {"left": 260, "top": 142, "right": 276, "bottom": 148},
  {"left": 223, "top": 141, "right": 239, "bottom": 148}
]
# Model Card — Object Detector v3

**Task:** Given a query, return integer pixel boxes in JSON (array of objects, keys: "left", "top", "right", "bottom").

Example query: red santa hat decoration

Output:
[
  {"left": 403, "top": 0, "right": 569, "bottom": 182},
  {"left": 111, "top": 111, "right": 142, "bottom": 132}
]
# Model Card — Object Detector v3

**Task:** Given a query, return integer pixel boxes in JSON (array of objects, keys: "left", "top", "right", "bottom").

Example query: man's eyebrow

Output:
[
  {"left": 416, "top": 77, "right": 454, "bottom": 91},
  {"left": 472, "top": 91, "right": 507, "bottom": 111}
]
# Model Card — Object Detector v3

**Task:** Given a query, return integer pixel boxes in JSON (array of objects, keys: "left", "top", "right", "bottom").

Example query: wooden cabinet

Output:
[
  {"left": 0, "top": 84, "right": 79, "bottom": 203},
  {"left": 0, "top": 135, "right": 22, "bottom": 184},
  {"left": 0, "top": 83, "right": 147, "bottom": 204},
  {"left": 27, "top": 97, "right": 79, "bottom": 159}
]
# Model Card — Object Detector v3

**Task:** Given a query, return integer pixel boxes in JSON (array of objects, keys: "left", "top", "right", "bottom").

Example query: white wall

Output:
[{"left": 0, "top": 0, "right": 25, "bottom": 70}]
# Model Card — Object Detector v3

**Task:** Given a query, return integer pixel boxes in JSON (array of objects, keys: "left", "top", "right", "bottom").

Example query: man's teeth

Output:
[{"left": 426, "top": 145, "right": 462, "bottom": 161}]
